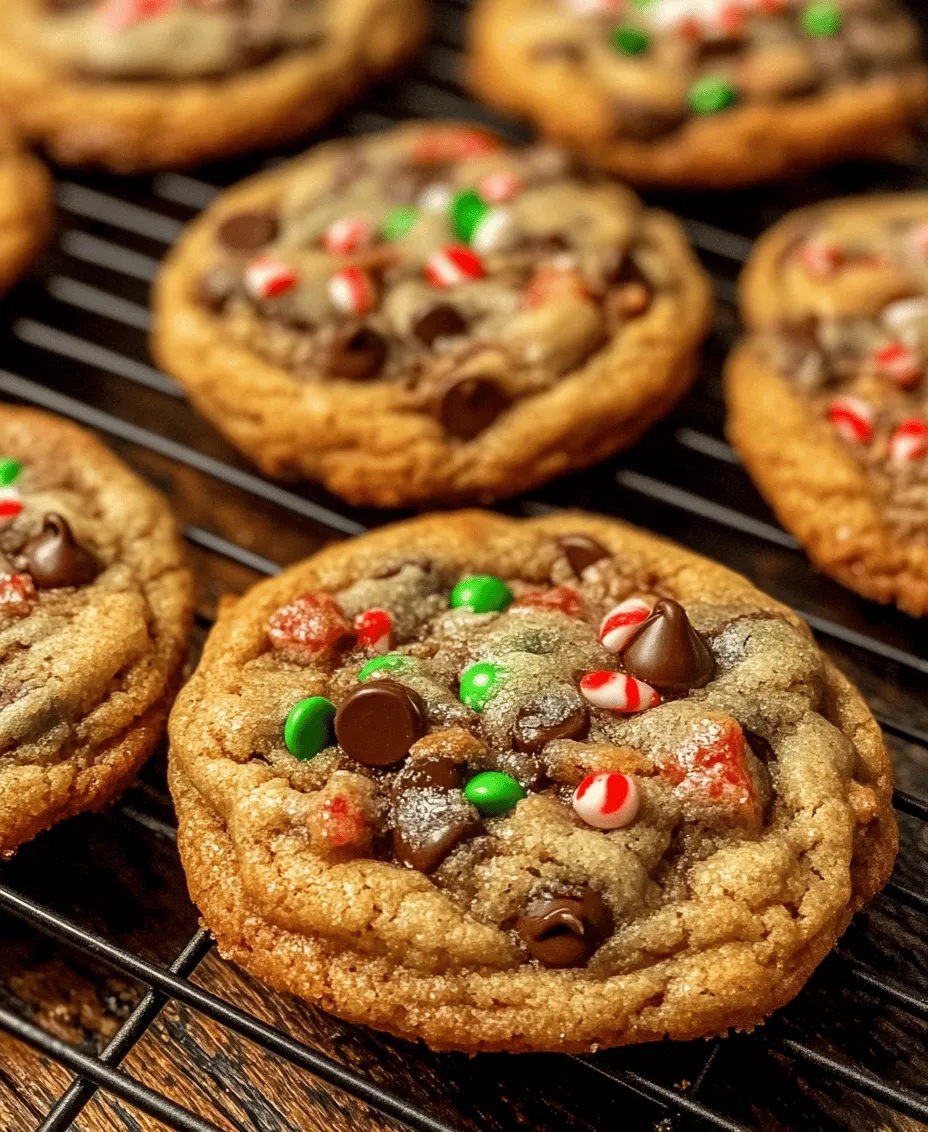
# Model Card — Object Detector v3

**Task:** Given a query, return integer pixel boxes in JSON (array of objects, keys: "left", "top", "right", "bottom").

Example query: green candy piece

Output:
[
  {"left": 801, "top": 0, "right": 842, "bottom": 37},
  {"left": 450, "top": 575, "right": 513, "bottom": 614},
  {"left": 0, "top": 458, "right": 21, "bottom": 487},
  {"left": 464, "top": 771, "right": 526, "bottom": 816},
  {"left": 459, "top": 662, "right": 505, "bottom": 712},
  {"left": 358, "top": 654, "right": 411, "bottom": 682},
  {"left": 451, "top": 189, "right": 490, "bottom": 244},
  {"left": 382, "top": 206, "right": 419, "bottom": 241},
  {"left": 688, "top": 76, "right": 737, "bottom": 116},
  {"left": 612, "top": 24, "right": 649, "bottom": 55},
  {"left": 284, "top": 696, "right": 336, "bottom": 761}
]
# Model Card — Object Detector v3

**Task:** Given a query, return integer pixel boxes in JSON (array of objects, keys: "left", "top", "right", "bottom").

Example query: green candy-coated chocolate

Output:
[
  {"left": 459, "top": 662, "right": 505, "bottom": 711},
  {"left": 382, "top": 206, "right": 419, "bottom": 241},
  {"left": 450, "top": 575, "right": 513, "bottom": 614},
  {"left": 358, "top": 654, "right": 411, "bottom": 681},
  {"left": 612, "top": 24, "right": 649, "bottom": 54},
  {"left": 451, "top": 189, "right": 490, "bottom": 244},
  {"left": 464, "top": 771, "right": 526, "bottom": 816},
  {"left": 0, "top": 458, "right": 21, "bottom": 487},
  {"left": 688, "top": 76, "right": 737, "bottom": 115},
  {"left": 801, "top": 0, "right": 842, "bottom": 36},
  {"left": 284, "top": 696, "right": 336, "bottom": 761}
]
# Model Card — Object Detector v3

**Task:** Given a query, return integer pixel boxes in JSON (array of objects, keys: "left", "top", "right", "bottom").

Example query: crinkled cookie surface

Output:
[
  {"left": 0, "top": 404, "right": 193, "bottom": 854},
  {"left": 169, "top": 511, "right": 893, "bottom": 1052}
]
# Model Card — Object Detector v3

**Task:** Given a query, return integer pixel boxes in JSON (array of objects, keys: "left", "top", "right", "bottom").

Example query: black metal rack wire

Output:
[{"left": 2, "top": 0, "right": 928, "bottom": 1128}]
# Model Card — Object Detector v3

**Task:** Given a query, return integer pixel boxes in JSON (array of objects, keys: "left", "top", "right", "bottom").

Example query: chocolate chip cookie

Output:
[
  {"left": 168, "top": 510, "right": 893, "bottom": 1052},
  {"left": 726, "top": 194, "right": 928, "bottom": 615},
  {"left": 153, "top": 122, "right": 712, "bottom": 507},
  {"left": 0, "top": 118, "right": 52, "bottom": 295},
  {"left": 0, "top": 404, "right": 194, "bottom": 854},
  {"left": 468, "top": 0, "right": 928, "bottom": 188},
  {"left": 0, "top": 1, "right": 426, "bottom": 172}
]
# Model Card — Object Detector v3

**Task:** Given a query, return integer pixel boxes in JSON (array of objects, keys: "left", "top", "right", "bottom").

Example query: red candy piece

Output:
[
  {"left": 716, "top": 1, "right": 745, "bottom": 35},
  {"left": 267, "top": 592, "right": 355, "bottom": 656},
  {"left": 101, "top": 0, "right": 178, "bottom": 30},
  {"left": 318, "top": 794, "right": 367, "bottom": 848},
  {"left": 523, "top": 267, "right": 591, "bottom": 309},
  {"left": 599, "top": 597, "right": 652, "bottom": 653},
  {"left": 657, "top": 715, "right": 762, "bottom": 829},
  {"left": 479, "top": 171, "right": 521, "bottom": 204},
  {"left": 0, "top": 488, "right": 23, "bottom": 520},
  {"left": 872, "top": 343, "right": 922, "bottom": 387},
  {"left": 425, "top": 246, "right": 485, "bottom": 289},
  {"left": 329, "top": 266, "right": 377, "bottom": 315},
  {"left": 889, "top": 417, "right": 928, "bottom": 464},
  {"left": 245, "top": 254, "right": 299, "bottom": 301},
  {"left": 580, "top": 670, "right": 660, "bottom": 714},
  {"left": 829, "top": 396, "right": 873, "bottom": 444},
  {"left": 797, "top": 238, "right": 844, "bottom": 280},
  {"left": 514, "top": 586, "right": 584, "bottom": 617},
  {"left": 572, "top": 771, "right": 639, "bottom": 829},
  {"left": 323, "top": 216, "right": 374, "bottom": 257},
  {"left": 0, "top": 572, "right": 36, "bottom": 618},
  {"left": 414, "top": 127, "right": 501, "bottom": 164},
  {"left": 354, "top": 608, "right": 393, "bottom": 653}
]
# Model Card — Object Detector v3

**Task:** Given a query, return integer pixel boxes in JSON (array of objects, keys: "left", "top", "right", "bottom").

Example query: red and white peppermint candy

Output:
[
  {"left": 478, "top": 171, "right": 521, "bottom": 204},
  {"left": 354, "top": 608, "right": 393, "bottom": 653},
  {"left": 829, "top": 396, "right": 873, "bottom": 444},
  {"left": 245, "top": 254, "right": 299, "bottom": 301},
  {"left": 0, "top": 487, "right": 23, "bottom": 521},
  {"left": 599, "top": 598, "right": 652, "bottom": 653},
  {"left": 889, "top": 417, "right": 928, "bottom": 464},
  {"left": 872, "top": 342, "right": 922, "bottom": 388},
  {"left": 471, "top": 208, "right": 518, "bottom": 254},
  {"left": 425, "top": 245, "right": 485, "bottom": 289},
  {"left": 328, "top": 267, "right": 377, "bottom": 315},
  {"left": 572, "top": 772, "right": 640, "bottom": 829},
  {"left": 579, "top": 670, "right": 660, "bottom": 713},
  {"left": 797, "top": 237, "right": 844, "bottom": 280},
  {"left": 417, "top": 183, "right": 453, "bottom": 214},
  {"left": 322, "top": 216, "right": 373, "bottom": 257},
  {"left": 100, "top": 0, "right": 178, "bottom": 31}
]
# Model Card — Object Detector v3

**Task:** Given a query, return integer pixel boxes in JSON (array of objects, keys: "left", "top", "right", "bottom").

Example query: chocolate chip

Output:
[
  {"left": 612, "top": 99, "right": 687, "bottom": 142},
  {"left": 436, "top": 376, "right": 511, "bottom": 440},
  {"left": 532, "top": 41, "right": 586, "bottom": 64},
  {"left": 621, "top": 598, "right": 715, "bottom": 692},
  {"left": 326, "top": 325, "right": 388, "bottom": 381},
  {"left": 391, "top": 756, "right": 481, "bottom": 872},
  {"left": 216, "top": 211, "right": 278, "bottom": 253},
  {"left": 23, "top": 514, "right": 99, "bottom": 590},
  {"left": 386, "top": 164, "right": 449, "bottom": 205},
  {"left": 557, "top": 534, "right": 609, "bottom": 576},
  {"left": 335, "top": 679, "right": 427, "bottom": 767},
  {"left": 517, "top": 889, "right": 613, "bottom": 968},
  {"left": 514, "top": 697, "right": 589, "bottom": 753},
  {"left": 413, "top": 304, "right": 467, "bottom": 346}
]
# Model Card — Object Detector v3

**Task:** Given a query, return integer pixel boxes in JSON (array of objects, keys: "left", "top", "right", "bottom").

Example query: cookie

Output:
[
  {"left": 0, "top": 117, "right": 52, "bottom": 295},
  {"left": 0, "top": 1, "right": 427, "bottom": 172},
  {"left": 168, "top": 510, "right": 894, "bottom": 1053},
  {"left": 153, "top": 122, "right": 712, "bottom": 507},
  {"left": 467, "top": 0, "right": 928, "bottom": 188},
  {"left": 725, "top": 195, "right": 928, "bottom": 615},
  {"left": 0, "top": 404, "right": 194, "bottom": 854}
]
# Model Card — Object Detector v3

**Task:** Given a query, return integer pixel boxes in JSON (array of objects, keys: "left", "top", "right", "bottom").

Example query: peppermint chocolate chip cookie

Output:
[
  {"left": 0, "top": 405, "right": 194, "bottom": 854},
  {"left": 468, "top": 0, "right": 928, "bottom": 187},
  {"left": 0, "top": 1, "right": 426, "bottom": 172},
  {"left": 168, "top": 511, "right": 894, "bottom": 1052},
  {"left": 0, "top": 119, "right": 52, "bottom": 296},
  {"left": 153, "top": 122, "right": 712, "bottom": 507},
  {"left": 726, "top": 195, "right": 928, "bottom": 615}
]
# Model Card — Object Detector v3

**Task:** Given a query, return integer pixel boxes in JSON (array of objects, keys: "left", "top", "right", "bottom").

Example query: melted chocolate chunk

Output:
[
  {"left": 335, "top": 679, "right": 427, "bottom": 767},
  {"left": 612, "top": 99, "right": 687, "bottom": 142},
  {"left": 514, "top": 696, "right": 589, "bottom": 753},
  {"left": 436, "top": 376, "right": 511, "bottom": 440},
  {"left": 326, "top": 326, "right": 388, "bottom": 381},
  {"left": 391, "top": 756, "right": 481, "bottom": 872},
  {"left": 557, "top": 534, "right": 609, "bottom": 576},
  {"left": 23, "top": 514, "right": 100, "bottom": 590},
  {"left": 621, "top": 598, "right": 715, "bottom": 692},
  {"left": 413, "top": 304, "right": 467, "bottom": 346},
  {"left": 517, "top": 889, "right": 613, "bottom": 967},
  {"left": 216, "top": 211, "right": 278, "bottom": 253}
]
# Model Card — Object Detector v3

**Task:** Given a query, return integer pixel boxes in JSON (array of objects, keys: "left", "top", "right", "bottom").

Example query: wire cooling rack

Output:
[{"left": 2, "top": 1, "right": 928, "bottom": 1128}]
